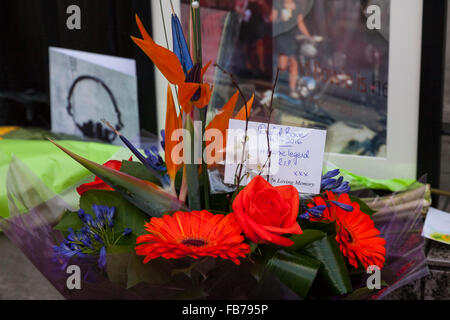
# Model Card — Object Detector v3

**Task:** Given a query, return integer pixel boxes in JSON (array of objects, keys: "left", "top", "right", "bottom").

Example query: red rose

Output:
[
  {"left": 232, "top": 176, "right": 302, "bottom": 247},
  {"left": 76, "top": 158, "right": 130, "bottom": 195}
]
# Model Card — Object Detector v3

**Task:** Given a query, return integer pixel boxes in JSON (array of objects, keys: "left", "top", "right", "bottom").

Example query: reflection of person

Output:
[
  {"left": 273, "top": 0, "right": 313, "bottom": 98},
  {"left": 235, "top": 0, "right": 272, "bottom": 77}
]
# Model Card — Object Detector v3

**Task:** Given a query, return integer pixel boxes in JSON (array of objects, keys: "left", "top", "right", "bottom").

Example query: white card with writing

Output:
[{"left": 224, "top": 119, "right": 327, "bottom": 194}]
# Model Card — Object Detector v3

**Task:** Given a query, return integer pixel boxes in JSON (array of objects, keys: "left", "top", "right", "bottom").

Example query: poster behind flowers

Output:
[{"left": 49, "top": 47, "right": 140, "bottom": 145}]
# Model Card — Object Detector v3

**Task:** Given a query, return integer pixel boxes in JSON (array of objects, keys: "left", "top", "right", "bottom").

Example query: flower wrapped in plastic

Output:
[
  {"left": 0, "top": 4, "right": 430, "bottom": 300},
  {"left": 0, "top": 153, "right": 429, "bottom": 299}
]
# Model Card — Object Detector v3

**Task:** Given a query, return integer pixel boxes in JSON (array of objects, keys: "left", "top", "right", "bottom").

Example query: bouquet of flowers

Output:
[{"left": 0, "top": 2, "right": 429, "bottom": 300}]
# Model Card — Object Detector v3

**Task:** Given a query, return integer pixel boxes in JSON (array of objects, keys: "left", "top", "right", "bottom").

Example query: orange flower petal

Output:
[
  {"left": 206, "top": 90, "right": 239, "bottom": 134},
  {"left": 178, "top": 82, "right": 200, "bottom": 113},
  {"left": 196, "top": 84, "right": 212, "bottom": 109},
  {"left": 204, "top": 90, "right": 239, "bottom": 166},
  {"left": 165, "top": 85, "right": 182, "bottom": 181},
  {"left": 135, "top": 14, "right": 151, "bottom": 40},
  {"left": 201, "top": 61, "right": 212, "bottom": 78},
  {"left": 234, "top": 94, "right": 254, "bottom": 120},
  {"left": 131, "top": 16, "right": 185, "bottom": 85}
]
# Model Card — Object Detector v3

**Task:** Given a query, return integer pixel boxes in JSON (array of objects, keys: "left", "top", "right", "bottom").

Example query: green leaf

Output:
[
  {"left": 299, "top": 220, "right": 337, "bottom": 235},
  {"left": 54, "top": 210, "right": 84, "bottom": 234},
  {"left": 287, "top": 229, "right": 327, "bottom": 252},
  {"left": 342, "top": 281, "right": 388, "bottom": 300},
  {"left": 120, "top": 161, "right": 162, "bottom": 186},
  {"left": 300, "top": 235, "right": 352, "bottom": 296},
  {"left": 80, "top": 190, "right": 148, "bottom": 238},
  {"left": 49, "top": 139, "right": 189, "bottom": 217},
  {"left": 208, "top": 209, "right": 229, "bottom": 215},
  {"left": 209, "top": 193, "right": 231, "bottom": 212},
  {"left": 105, "top": 246, "right": 173, "bottom": 289},
  {"left": 126, "top": 255, "right": 172, "bottom": 289},
  {"left": 106, "top": 248, "right": 133, "bottom": 287},
  {"left": 107, "top": 245, "right": 134, "bottom": 254},
  {"left": 266, "top": 250, "right": 321, "bottom": 298},
  {"left": 349, "top": 194, "right": 376, "bottom": 216},
  {"left": 184, "top": 117, "right": 201, "bottom": 210}
]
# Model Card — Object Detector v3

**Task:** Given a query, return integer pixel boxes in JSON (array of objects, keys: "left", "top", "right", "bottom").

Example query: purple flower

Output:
[
  {"left": 144, "top": 146, "right": 166, "bottom": 172},
  {"left": 53, "top": 242, "right": 80, "bottom": 258},
  {"left": 98, "top": 247, "right": 107, "bottom": 271},
  {"left": 322, "top": 169, "right": 340, "bottom": 180},
  {"left": 93, "top": 233, "right": 104, "bottom": 244},
  {"left": 122, "top": 228, "right": 132, "bottom": 236},
  {"left": 54, "top": 204, "right": 132, "bottom": 272},
  {"left": 160, "top": 130, "right": 166, "bottom": 150},
  {"left": 144, "top": 146, "right": 170, "bottom": 186},
  {"left": 78, "top": 209, "right": 93, "bottom": 226},
  {"left": 321, "top": 170, "right": 351, "bottom": 194},
  {"left": 298, "top": 212, "right": 310, "bottom": 221},
  {"left": 307, "top": 205, "right": 327, "bottom": 218},
  {"left": 172, "top": 14, "right": 193, "bottom": 75},
  {"left": 330, "top": 201, "right": 354, "bottom": 212}
]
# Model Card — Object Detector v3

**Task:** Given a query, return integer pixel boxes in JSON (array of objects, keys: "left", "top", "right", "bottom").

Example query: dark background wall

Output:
[{"left": 0, "top": 0, "right": 157, "bottom": 133}]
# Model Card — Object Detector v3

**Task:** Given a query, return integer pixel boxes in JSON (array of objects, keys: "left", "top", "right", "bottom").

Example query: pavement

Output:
[{"left": 0, "top": 233, "right": 63, "bottom": 299}]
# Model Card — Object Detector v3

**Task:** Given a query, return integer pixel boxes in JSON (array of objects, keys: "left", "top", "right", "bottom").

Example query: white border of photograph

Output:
[
  {"left": 152, "top": 0, "right": 423, "bottom": 181},
  {"left": 325, "top": 0, "right": 423, "bottom": 180}
]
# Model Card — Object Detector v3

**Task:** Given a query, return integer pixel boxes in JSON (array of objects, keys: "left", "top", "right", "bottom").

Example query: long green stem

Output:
[
  {"left": 190, "top": 0, "right": 209, "bottom": 209},
  {"left": 200, "top": 108, "right": 210, "bottom": 209},
  {"left": 159, "top": 0, "right": 170, "bottom": 48},
  {"left": 190, "top": 1, "right": 202, "bottom": 65}
]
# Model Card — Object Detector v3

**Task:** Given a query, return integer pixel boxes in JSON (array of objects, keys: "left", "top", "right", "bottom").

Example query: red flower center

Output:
[{"left": 182, "top": 238, "right": 207, "bottom": 247}]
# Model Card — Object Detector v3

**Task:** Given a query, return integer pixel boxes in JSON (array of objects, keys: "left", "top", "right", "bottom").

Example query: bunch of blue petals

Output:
[
  {"left": 320, "top": 169, "right": 351, "bottom": 194},
  {"left": 298, "top": 169, "right": 353, "bottom": 220},
  {"left": 144, "top": 145, "right": 170, "bottom": 186},
  {"left": 53, "top": 205, "right": 132, "bottom": 271}
]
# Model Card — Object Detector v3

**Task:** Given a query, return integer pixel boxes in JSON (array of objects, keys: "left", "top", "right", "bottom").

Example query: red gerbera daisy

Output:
[
  {"left": 334, "top": 194, "right": 386, "bottom": 269},
  {"left": 135, "top": 211, "right": 251, "bottom": 265},
  {"left": 308, "top": 190, "right": 340, "bottom": 222}
]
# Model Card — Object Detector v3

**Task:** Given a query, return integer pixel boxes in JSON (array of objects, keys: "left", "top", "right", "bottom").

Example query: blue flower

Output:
[
  {"left": 172, "top": 14, "right": 193, "bottom": 75},
  {"left": 78, "top": 209, "right": 93, "bottom": 226},
  {"left": 54, "top": 204, "right": 133, "bottom": 272},
  {"left": 144, "top": 146, "right": 171, "bottom": 185},
  {"left": 80, "top": 226, "right": 93, "bottom": 236},
  {"left": 93, "top": 233, "right": 104, "bottom": 244},
  {"left": 144, "top": 146, "right": 167, "bottom": 172},
  {"left": 330, "top": 201, "right": 354, "bottom": 212},
  {"left": 298, "top": 212, "right": 310, "bottom": 220},
  {"left": 66, "top": 228, "right": 78, "bottom": 242},
  {"left": 53, "top": 242, "right": 87, "bottom": 259},
  {"left": 53, "top": 243, "right": 78, "bottom": 257},
  {"left": 160, "top": 130, "right": 166, "bottom": 150},
  {"left": 322, "top": 169, "right": 340, "bottom": 180},
  {"left": 321, "top": 170, "right": 351, "bottom": 194},
  {"left": 306, "top": 205, "right": 327, "bottom": 218},
  {"left": 122, "top": 228, "right": 132, "bottom": 236},
  {"left": 98, "top": 247, "right": 107, "bottom": 271}
]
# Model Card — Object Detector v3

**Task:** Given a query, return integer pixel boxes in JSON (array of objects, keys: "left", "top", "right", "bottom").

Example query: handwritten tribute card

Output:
[{"left": 224, "top": 119, "right": 327, "bottom": 194}]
